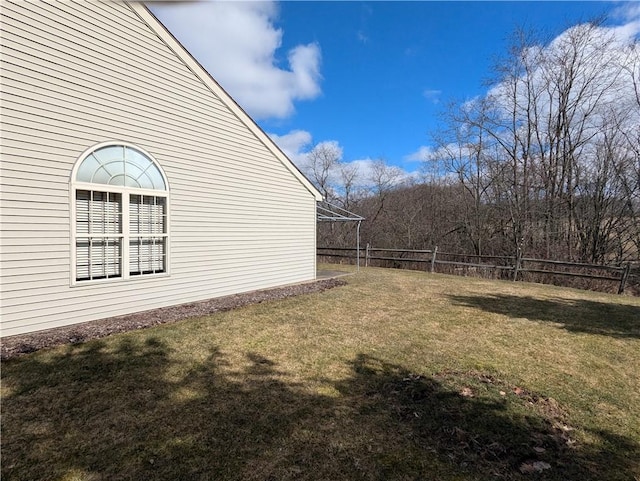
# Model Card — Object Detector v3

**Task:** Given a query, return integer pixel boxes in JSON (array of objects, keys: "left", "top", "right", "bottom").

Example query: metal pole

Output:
[{"left": 356, "top": 220, "right": 361, "bottom": 272}]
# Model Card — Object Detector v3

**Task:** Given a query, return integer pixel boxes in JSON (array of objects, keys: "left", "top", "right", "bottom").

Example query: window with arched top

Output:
[
  {"left": 76, "top": 144, "right": 167, "bottom": 189},
  {"left": 71, "top": 143, "right": 169, "bottom": 284}
]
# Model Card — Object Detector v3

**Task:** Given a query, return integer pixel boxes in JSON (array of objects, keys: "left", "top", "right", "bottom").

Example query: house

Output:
[{"left": 0, "top": 0, "right": 322, "bottom": 337}]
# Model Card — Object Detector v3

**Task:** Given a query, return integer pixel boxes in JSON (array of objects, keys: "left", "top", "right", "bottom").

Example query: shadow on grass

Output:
[
  {"left": 2, "top": 341, "right": 638, "bottom": 480},
  {"left": 449, "top": 293, "right": 640, "bottom": 339}
]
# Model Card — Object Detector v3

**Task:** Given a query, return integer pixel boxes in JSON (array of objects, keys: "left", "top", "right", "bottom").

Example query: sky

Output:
[{"left": 149, "top": 1, "right": 640, "bottom": 181}]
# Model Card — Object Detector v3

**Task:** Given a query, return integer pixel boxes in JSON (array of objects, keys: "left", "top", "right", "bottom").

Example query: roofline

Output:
[{"left": 129, "top": 2, "right": 323, "bottom": 201}]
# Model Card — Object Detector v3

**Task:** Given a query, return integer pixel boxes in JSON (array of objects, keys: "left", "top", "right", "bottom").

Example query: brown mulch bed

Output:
[{"left": 1, "top": 278, "right": 347, "bottom": 361}]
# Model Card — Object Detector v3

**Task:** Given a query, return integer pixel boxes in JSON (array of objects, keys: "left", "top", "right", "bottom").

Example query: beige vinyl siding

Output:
[{"left": 0, "top": 0, "right": 319, "bottom": 337}]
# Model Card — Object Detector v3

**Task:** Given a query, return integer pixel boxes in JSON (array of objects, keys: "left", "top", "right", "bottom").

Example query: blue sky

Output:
[{"left": 150, "top": 1, "right": 640, "bottom": 180}]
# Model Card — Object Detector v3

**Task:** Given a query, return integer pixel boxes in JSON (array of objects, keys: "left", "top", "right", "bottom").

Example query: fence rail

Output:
[{"left": 317, "top": 246, "right": 637, "bottom": 295}]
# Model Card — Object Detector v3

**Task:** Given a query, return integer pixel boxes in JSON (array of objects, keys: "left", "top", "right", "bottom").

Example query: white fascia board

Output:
[{"left": 130, "top": 2, "right": 323, "bottom": 202}]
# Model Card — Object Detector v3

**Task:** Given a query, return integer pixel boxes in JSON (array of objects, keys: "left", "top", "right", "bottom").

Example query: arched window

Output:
[{"left": 71, "top": 143, "right": 169, "bottom": 283}]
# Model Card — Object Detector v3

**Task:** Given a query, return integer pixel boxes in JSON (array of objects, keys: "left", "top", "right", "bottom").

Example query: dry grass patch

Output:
[{"left": 2, "top": 266, "right": 639, "bottom": 480}]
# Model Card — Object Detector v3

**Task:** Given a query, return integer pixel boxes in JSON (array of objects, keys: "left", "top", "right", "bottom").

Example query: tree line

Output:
[{"left": 306, "top": 20, "right": 640, "bottom": 268}]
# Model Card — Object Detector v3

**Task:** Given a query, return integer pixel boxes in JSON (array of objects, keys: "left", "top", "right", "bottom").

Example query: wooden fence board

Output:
[{"left": 317, "top": 245, "right": 637, "bottom": 294}]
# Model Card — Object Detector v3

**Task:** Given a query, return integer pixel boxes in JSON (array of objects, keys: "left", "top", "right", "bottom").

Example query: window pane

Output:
[
  {"left": 125, "top": 147, "right": 151, "bottom": 172},
  {"left": 142, "top": 166, "right": 166, "bottom": 190},
  {"left": 130, "top": 237, "right": 165, "bottom": 275},
  {"left": 90, "top": 238, "right": 122, "bottom": 279},
  {"left": 76, "top": 190, "right": 90, "bottom": 234},
  {"left": 76, "top": 155, "right": 101, "bottom": 183},
  {"left": 88, "top": 191, "right": 121, "bottom": 234},
  {"left": 77, "top": 237, "right": 122, "bottom": 281},
  {"left": 76, "top": 238, "right": 90, "bottom": 280},
  {"left": 130, "top": 195, "right": 166, "bottom": 235},
  {"left": 123, "top": 163, "right": 145, "bottom": 188},
  {"left": 153, "top": 197, "right": 167, "bottom": 234},
  {"left": 93, "top": 165, "right": 116, "bottom": 185},
  {"left": 76, "top": 144, "right": 166, "bottom": 190},
  {"left": 126, "top": 147, "right": 166, "bottom": 190},
  {"left": 76, "top": 190, "right": 123, "bottom": 281},
  {"left": 128, "top": 194, "right": 167, "bottom": 276},
  {"left": 93, "top": 146, "right": 125, "bottom": 186}
]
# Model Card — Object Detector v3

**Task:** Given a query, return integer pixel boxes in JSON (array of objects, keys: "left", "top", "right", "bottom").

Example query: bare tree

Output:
[
  {"left": 337, "top": 162, "right": 360, "bottom": 210},
  {"left": 366, "top": 159, "right": 404, "bottom": 226},
  {"left": 369, "top": 159, "right": 404, "bottom": 196},
  {"left": 321, "top": 19, "right": 640, "bottom": 272},
  {"left": 428, "top": 98, "right": 498, "bottom": 255},
  {"left": 304, "top": 141, "right": 342, "bottom": 201}
]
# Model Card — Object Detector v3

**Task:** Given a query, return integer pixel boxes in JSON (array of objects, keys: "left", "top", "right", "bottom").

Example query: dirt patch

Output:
[
  {"left": 342, "top": 359, "right": 582, "bottom": 479},
  {"left": 1, "top": 278, "right": 347, "bottom": 361}
]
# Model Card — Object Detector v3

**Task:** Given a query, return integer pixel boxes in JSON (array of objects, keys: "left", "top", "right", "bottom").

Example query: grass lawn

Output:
[{"left": 2, "top": 266, "right": 639, "bottom": 481}]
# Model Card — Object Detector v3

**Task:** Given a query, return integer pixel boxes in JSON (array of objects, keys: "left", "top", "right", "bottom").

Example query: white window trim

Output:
[{"left": 70, "top": 142, "right": 170, "bottom": 287}]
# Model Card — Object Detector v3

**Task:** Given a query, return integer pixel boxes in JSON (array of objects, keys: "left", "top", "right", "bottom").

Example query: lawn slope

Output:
[{"left": 2, "top": 266, "right": 639, "bottom": 480}]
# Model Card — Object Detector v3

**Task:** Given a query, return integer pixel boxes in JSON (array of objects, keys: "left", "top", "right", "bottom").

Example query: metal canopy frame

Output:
[{"left": 317, "top": 201, "right": 365, "bottom": 270}]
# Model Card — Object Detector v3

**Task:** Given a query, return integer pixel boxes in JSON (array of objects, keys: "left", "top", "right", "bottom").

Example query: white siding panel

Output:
[
  {"left": 1, "top": 274, "right": 71, "bottom": 293},
  {"left": 2, "top": 268, "right": 314, "bottom": 335},
  {"left": 0, "top": 8, "right": 213, "bottom": 99},
  {"left": 2, "top": 256, "right": 312, "bottom": 309},
  {"left": 0, "top": 0, "right": 318, "bottom": 337}
]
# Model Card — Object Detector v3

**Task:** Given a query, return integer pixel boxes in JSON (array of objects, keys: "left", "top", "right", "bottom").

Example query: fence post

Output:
[
  {"left": 618, "top": 263, "right": 631, "bottom": 294},
  {"left": 365, "top": 243, "right": 370, "bottom": 267},
  {"left": 513, "top": 248, "right": 522, "bottom": 282},
  {"left": 430, "top": 246, "right": 438, "bottom": 273}
]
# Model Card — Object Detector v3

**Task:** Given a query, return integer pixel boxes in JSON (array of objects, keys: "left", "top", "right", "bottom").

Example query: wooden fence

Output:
[{"left": 317, "top": 245, "right": 637, "bottom": 295}]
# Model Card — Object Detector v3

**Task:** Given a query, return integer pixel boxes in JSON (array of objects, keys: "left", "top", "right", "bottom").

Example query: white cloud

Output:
[
  {"left": 269, "top": 129, "right": 313, "bottom": 166},
  {"left": 270, "top": 130, "right": 419, "bottom": 191},
  {"left": 422, "top": 89, "right": 442, "bottom": 104},
  {"left": 149, "top": 1, "right": 322, "bottom": 120},
  {"left": 482, "top": 17, "right": 640, "bottom": 147},
  {"left": 343, "top": 158, "right": 419, "bottom": 187},
  {"left": 612, "top": 2, "right": 640, "bottom": 27},
  {"left": 342, "top": 158, "right": 376, "bottom": 182},
  {"left": 405, "top": 145, "right": 434, "bottom": 162},
  {"left": 605, "top": 0, "right": 640, "bottom": 41}
]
